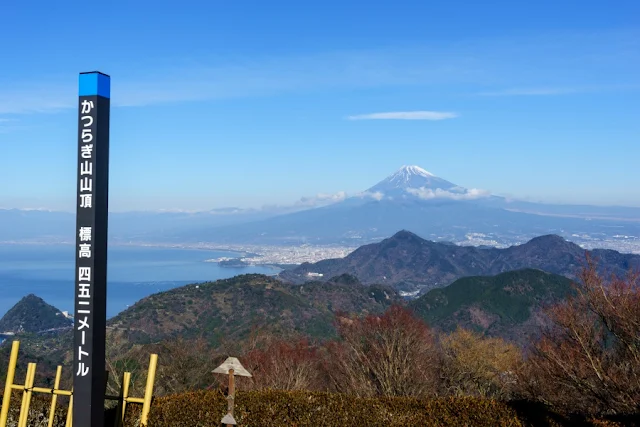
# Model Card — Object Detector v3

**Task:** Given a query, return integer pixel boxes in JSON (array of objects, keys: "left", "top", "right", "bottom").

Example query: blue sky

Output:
[{"left": 1, "top": 0, "right": 639, "bottom": 211}]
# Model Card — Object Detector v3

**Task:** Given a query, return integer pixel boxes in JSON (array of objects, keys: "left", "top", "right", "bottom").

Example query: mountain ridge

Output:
[
  {"left": 107, "top": 273, "right": 401, "bottom": 344},
  {"left": 279, "top": 230, "right": 640, "bottom": 293}
]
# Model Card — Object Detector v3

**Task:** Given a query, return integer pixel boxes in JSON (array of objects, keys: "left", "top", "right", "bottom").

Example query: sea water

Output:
[{"left": 0, "top": 244, "right": 277, "bottom": 320}]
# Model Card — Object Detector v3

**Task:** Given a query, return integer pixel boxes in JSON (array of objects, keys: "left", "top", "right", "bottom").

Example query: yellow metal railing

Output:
[{"left": 0, "top": 341, "right": 158, "bottom": 427}]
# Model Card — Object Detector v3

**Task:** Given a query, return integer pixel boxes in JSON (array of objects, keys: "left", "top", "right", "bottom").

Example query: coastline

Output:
[
  {"left": 0, "top": 240, "right": 254, "bottom": 256},
  {"left": 0, "top": 240, "right": 356, "bottom": 265}
]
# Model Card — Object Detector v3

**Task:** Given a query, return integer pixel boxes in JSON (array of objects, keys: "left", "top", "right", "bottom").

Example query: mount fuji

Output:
[
  {"left": 3, "top": 165, "right": 640, "bottom": 246},
  {"left": 368, "top": 165, "right": 458, "bottom": 195},
  {"left": 177, "top": 165, "right": 640, "bottom": 245},
  {"left": 359, "top": 165, "right": 496, "bottom": 203}
]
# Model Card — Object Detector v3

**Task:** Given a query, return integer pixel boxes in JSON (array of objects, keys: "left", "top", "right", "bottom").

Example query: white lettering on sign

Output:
[
  {"left": 78, "top": 282, "right": 91, "bottom": 299},
  {"left": 81, "top": 100, "right": 94, "bottom": 114},
  {"left": 81, "top": 115, "right": 93, "bottom": 127},
  {"left": 79, "top": 227, "right": 92, "bottom": 242},
  {"left": 80, "top": 161, "right": 93, "bottom": 176},
  {"left": 80, "top": 194, "right": 92, "bottom": 208},
  {"left": 78, "top": 267, "right": 91, "bottom": 282},
  {"left": 79, "top": 243, "right": 91, "bottom": 258},
  {"left": 77, "top": 362, "right": 89, "bottom": 377},
  {"left": 81, "top": 128, "right": 93, "bottom": 143},
  {"left": 75, "top": 97, "right": 98, "bottom": 379},
  {"left": 80, "top": 177, "right": 92, "bottom": 192},
  {"left": 81, "top": 144, "right": 93, "bottom": 159},
  {"left": 78, "top": 347, "right": 89, "bottom": 360},
  {"left": 78, "top": 317, "right": 90, "bottom": 330}
]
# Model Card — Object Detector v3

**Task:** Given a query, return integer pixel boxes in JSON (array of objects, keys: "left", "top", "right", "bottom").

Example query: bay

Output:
[{"left": 0, "top": 244, "right": 277, "bottom": 320}]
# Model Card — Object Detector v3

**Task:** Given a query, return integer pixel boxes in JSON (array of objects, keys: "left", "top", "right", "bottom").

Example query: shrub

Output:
[
  {"left": 439, "top": 328, "right": 522, "bottom": 399},
  {"left": 240, "top": 337, "right": 324, "bottom": 391},
  {"left": 518, "top": 259, "right": 640, "bottom": 416},
  {"left": 325, "top": 305, "right": 439, "bottom": 398}
]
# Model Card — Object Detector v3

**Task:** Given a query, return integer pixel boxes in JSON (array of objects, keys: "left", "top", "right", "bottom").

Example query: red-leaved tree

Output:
[{"left": 239, "top": 334, "right": 324, "bottom": 391}]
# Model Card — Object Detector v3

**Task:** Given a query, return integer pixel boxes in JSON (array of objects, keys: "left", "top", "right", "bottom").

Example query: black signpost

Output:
[{"left": 73, "top": 71, "right": 111, "bottom": 427}]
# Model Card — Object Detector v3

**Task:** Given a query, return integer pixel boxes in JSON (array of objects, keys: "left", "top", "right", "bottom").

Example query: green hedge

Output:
[
  {"left": 1, "top": 390, "right": 636, "bottom": 426},
  {"left": 147, "top": 390, "right": 628, "bottom": 427}
]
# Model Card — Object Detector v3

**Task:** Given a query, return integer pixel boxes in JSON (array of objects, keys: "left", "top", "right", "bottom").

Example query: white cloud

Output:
[
  {"left": 357, "top": 191, "right": 385, "bottom": 201},
  {"left": 295, "top": 191, "right": 348, "bottom": 207},
  {"left": 407, "top": 187, "right": 491, "bottom": 200},
  {"left": 347, "top": 111, "right": 458, "bottom": 121}
]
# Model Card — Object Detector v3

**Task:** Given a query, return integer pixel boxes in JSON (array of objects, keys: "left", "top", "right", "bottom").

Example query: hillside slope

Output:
[
  {"left": 280, "top": 230, "right": 640, "bottom": 293},
  {"left": 108, "top": 273, "right": 400, "bottom": 344},
  {"left": 410, "top": 268, "right": 575, "bottom": 345},
  {"left": 0, "top": 294, "right": 72, "bottom": 334}
]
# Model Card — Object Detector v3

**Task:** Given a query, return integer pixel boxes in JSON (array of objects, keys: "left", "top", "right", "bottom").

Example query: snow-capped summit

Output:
[
  {"left": 365, "top": 165, "right": 458, "bottom": 198},
  {"left": 391, "top": 165, "right": 436, "bottom": 182}
]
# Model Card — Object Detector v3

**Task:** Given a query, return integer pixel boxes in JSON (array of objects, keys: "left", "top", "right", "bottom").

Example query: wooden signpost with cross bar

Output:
[{"left": 213, "top": 357, "right": 252, "bottom": 426}]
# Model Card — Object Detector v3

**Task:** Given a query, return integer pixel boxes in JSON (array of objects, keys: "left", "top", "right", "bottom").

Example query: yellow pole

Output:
[
  {"left": 0, "top": 340, "right": 20, "bottom": 427},
  {"left": 48, "top": 366, "right": 63, "bottom": 427},
  {"left": 65, "top": 389, "right": 73, "bottom": 427},
  {"left": 18, "top": 363, "right": 36, "bottom": 427},
  {"left": 140, "top": 354, "right": 157, "bottom": 426},
  {"left": 113, "top": 371, "right": 130, "bottom": 427}
]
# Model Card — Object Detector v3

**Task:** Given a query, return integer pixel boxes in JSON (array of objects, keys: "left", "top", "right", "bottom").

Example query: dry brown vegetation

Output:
[
  {"left": 325, "top": 305, "right": 439, "bottom": 398},
  {"left": 439, "top": 327, "right": 521, "bottom": 400},
  {"left": 517, "top": 256, "right": 640, "bottom": 415}
]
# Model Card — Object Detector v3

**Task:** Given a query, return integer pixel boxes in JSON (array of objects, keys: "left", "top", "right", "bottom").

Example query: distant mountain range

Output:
[
  {"left": 172, "top": 165, "right": 640, "bottom": 245},
  {"left": 2, "top": 165, "right": 640, "bottom": 245},
  {"left": 279, "top": 230, "right": 640, "bottom": 294}
]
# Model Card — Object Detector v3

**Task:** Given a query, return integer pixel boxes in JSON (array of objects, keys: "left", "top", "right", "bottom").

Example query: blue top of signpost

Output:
[{"left": 79, "top": 72, "right": 110, "bottom": 98}]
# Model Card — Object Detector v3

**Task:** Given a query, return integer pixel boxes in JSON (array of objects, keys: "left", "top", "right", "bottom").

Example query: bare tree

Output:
[
  {"left": 151, "top": 336, "right": 219, "bottom": 396},
  {"left": 240, "top": 336, "right": 324, "bottom": 391},
  {"left": 519, "top": 256, "right": 640, "bottom": 415},
  {"left": 325, "top": 305, "right": 439, "bottom": 398},
  {"left": 105, "top": 330, "right": 144, "bottom": 399}
]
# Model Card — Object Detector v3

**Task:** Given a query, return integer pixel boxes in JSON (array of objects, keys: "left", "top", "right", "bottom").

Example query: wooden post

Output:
[
  {"left": 227, "top": 369, "right": 235, "bottom": 427},
  {"left": 214, "top": 357, "right": 251, "bottom": 426},
  {"left": 18, "top": 363, "right": 36, "bottom": 427},
  {"left": 140, "top": 353, "right": 157, "bottom": 426},
  {"left": 0, "top": 340, "right": 20, "bottom": 427},
  {"left": 48, "top": 366, "right": 63, "bottom": 427}
]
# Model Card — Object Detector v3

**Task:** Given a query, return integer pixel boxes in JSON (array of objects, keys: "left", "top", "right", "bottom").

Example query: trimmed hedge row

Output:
[
  {"left": 1, "top": 390, "right": 637, "bottom": 426},
  {"left": 146, "top": 390, "right": 633, "bottom": 427}
]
